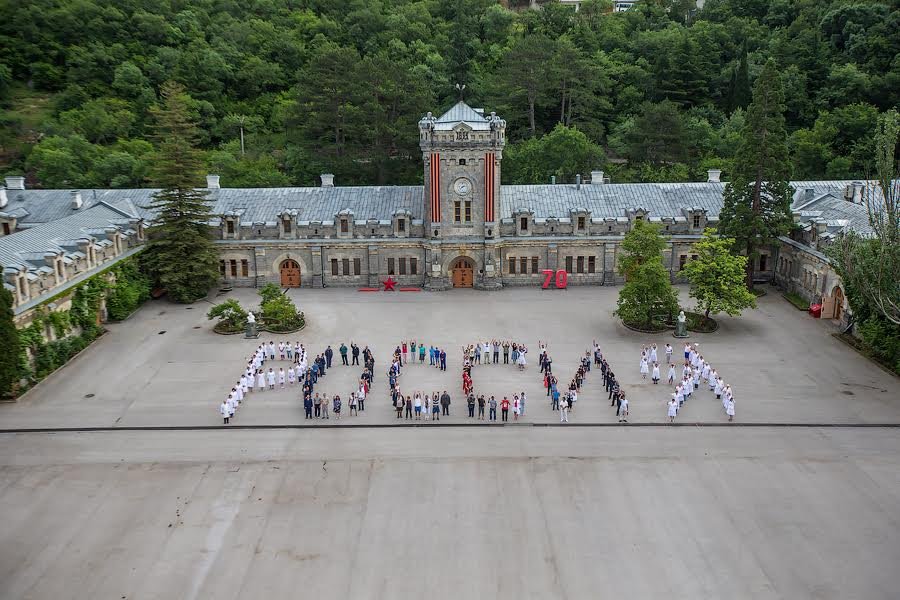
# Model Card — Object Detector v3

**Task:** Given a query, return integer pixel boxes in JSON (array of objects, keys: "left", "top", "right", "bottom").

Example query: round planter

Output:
[
  {"left": 621, "top": 320, "right": 670, "bottom": 334},
  {"left": 684, "top": 312, "right": 719, "bottom": 333},
  {"left": 213, "top": 322, "right": 245, "bottom": 335}
]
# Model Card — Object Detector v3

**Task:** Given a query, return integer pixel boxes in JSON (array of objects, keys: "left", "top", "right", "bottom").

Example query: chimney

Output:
[
  {"left": 206, "top": 174, "right": 220, "bottom": 189},
  {"left": 5, "top": 176, "right": 25, "bottom": 190},
  {"left": 576, "top": 174, "right": 582, "bottom": 190},
  {"left": 591, "top": 170, "right": 604, "bottom": 185},
  {"left": 0, "top": 187, "right": 7, "bottom": 209},
  {"left": 707, "top": 169, "right": 721, "bottom": 183},
  {"left": 320, "top": 173, "right": 334, "bottom": 187},
  {"left": 804, "top": 188, "right": 814, "bottom": 202},
  {"left": 70, "top": 190, "right": 83, "bottom": 210},
  {"left": 852, "top": 181, "right": 864, "bottom": 203},
  {"left": 550, "top": 175, "right": 556, "bottom": 185}
]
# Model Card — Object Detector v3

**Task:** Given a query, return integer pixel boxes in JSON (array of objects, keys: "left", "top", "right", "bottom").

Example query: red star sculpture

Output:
[{"left": 382, "top": 276, "right": 397, "bottom": 291}]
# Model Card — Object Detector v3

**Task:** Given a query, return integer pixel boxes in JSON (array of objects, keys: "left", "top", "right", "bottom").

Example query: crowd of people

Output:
[
  {"left": 539, "top": 341, "right": 603, "bottom": 423},
  {"left": 459, "top": 342, "right": 530, "bottom": 421},
  {"left": 388, "top": 341, "right": 453, "bottom": 420},
  {"left": 653, "top": 343, "right": 735, "bottom": 422}
]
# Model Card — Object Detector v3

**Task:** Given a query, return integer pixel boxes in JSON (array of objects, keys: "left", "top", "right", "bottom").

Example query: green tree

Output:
[
  {"left": 207, "top": 299, "right": 248, "bottom": 329},
  {"left": 621, "top": 100, "right": 688, "bottom": 166},
  {"left": 503, "top": 125, "right": 604, "bottom": 184},
  {"left": 719, "top": 60, "right": 794, "bottom": 289},
  {"left": 497, "top": 34, "right": 556, "bottom": 137},
  {"left": 827, "top": 109, "right": 900, "bottom": 327},
  {"left": 258, "top": 283, "right": 284, "bottom": 305},
  {"left": 0, "top": 286, "right": 20, "bottom": 397},
  {"left": 142, "top": 82, "right": 219, "bottom": 303},
  {"left": 615, "top": 221, "right": 679, "bottom": 327},
  {"left": 682, "top": 229, "right": 757, "bottom": 323}
]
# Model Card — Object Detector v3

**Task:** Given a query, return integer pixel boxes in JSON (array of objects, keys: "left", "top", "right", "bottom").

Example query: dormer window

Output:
[
  {"left": 635, "top": 215, "right": 642, "bottom": 222},
  {"left": 226, "top": 221, "right": 235, "bottom": 234},
  {"left": 693, "top": 215, "right": 700, "bottom": 228},
  {"left": 520, "top": 217, "right": 528, "bottom": 231},
  {"left": 341, "top": 219, "right": 349, "bottom": 233},
  {"left": 398, "top": 219, "right": 406, "bottom": 232},
  {"left": 577, "top": 216, "right": 586, "bottom": 231},
  {"left": 283, "top": 218, "right": 292, "bottom": 234}
]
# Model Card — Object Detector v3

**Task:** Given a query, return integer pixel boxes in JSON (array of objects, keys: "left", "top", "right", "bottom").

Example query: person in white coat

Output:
[
  {"left": 649, "top": 344, "right": 658, "bottom": 363},
  {"left": 651, "top": 363, "right": 660, "bottom": 384},
  {"left": 618, "top": 396, "right": 629, "bottom": 422},
  {"left": 667, "top": 364, "right": 676, "bottom": 385},
  {"left": 256, "top": 369, "right": 266, "bottom": 392},
  {"left": 278, "top": 368, "right": 286, "bottom": 388},
  {"left": 559, "top": 397, "right": 569, "bottom": 422},
  {"left": 668, "top": 397, "right": 678, "bottom": 422},
  {"left": 220, "top": 400, "right": 230, "bottom": 424},
  {"left": 640, "top": 358, "right": 649, "bottom": 379},
  {"left": 726, "top": 398, "right": 735, "bottom": 421},
  {"left": 266, "top": 368, "right": 276, "bottom": 390}
]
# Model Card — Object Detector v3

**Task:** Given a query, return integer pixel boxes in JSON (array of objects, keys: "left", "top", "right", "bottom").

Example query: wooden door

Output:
[
  {"left": 280, "top": 259, "right": 301, "bottom": 287},
  {"left": 451, "top": 258, "right": 474, "bottom": 288},
  {"left": 833, "top": 286, "right": 844, "bottom": 320}
]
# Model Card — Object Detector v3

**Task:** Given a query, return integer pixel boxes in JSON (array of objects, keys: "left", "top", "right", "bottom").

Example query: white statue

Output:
[
  {"left": 246, "top": 311, "right": 256, "bottom": 324},
  {"left": 678, "top": 310, "right": 686, "bottom": 323}
]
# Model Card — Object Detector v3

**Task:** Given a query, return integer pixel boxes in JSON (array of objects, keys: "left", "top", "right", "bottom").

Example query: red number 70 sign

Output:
[{"left": 542, "top": 269, "right": 568, "bottom": 289}]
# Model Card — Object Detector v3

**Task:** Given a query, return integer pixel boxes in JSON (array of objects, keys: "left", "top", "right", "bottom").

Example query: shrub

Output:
[
  {"left": 207, "top": 299, "right": 248, "bottom": 329},
  {"left": 258, "top": 282, "right": 283, "bottom": 305}
]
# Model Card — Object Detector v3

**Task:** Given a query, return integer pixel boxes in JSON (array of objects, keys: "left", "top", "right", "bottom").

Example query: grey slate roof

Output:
[
  {"left": 433, "top": 101, "right": 491, "bottom": 131},
  {"left": 1, "top": 179, "right": 883, "bottom": 233},
  {"left": 500, "top": 182, "right": 728, "bottom": 219},
  {"left": 0, "top": 202, "right": 135, "bottom": 271}
]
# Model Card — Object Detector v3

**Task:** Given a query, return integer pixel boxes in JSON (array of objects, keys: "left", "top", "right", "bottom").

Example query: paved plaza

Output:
[
  {"left": 0, "top": 286, "right": 898, "bottom": 428},
  {"left": 0, "top": 427, "right": 899, "bottom": 599},
  {"left": 1, "top": 287, "right": 899, "bottom": 599}
]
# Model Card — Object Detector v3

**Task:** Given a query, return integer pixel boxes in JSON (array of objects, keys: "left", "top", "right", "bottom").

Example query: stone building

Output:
[{"left": 0, "top": 102, "right": 883, "bottom": 329}]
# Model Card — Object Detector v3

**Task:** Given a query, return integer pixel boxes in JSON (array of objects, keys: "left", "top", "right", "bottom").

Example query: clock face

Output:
[{"left": 454, "top": 178, "right": 472, "bottom": 196}]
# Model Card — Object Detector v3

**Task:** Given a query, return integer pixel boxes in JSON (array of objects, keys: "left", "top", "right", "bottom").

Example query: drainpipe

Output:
[{"left": 253, "top": 248, "right": 259, "bottom": 289}]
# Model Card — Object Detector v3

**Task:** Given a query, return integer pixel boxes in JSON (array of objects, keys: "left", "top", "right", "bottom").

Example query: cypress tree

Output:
[
  {"left": 734, "top": 43, "right": 752, "bottom": 110},
  {"left": 143, "top": 82, "right": 220, "bottom": 303},
  {"left": 719, "top": 60, "right": 794, "bottom": 289},
  {"left": 0, "top": 287, "right": 20, "bottom": 397}
]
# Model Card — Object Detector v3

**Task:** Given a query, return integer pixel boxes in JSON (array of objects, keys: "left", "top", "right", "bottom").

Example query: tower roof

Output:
[{"left": 433, "top": 101, "right": 491, "bottom": 131}]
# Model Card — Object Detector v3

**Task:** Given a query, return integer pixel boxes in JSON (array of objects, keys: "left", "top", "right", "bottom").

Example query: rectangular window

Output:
[
  {"left": 464, "top": 201, "right": 472, "bottom": 223},
  {"left": 565, "top": 256, "right": 573, "bottom": 273},
  {"left": 331, "top": 258, "right": 338, "bottom": 276},
  {"left": 353, "top": 257, "right": 361, "bottom": 276},
  {"left": 588, "top": 256, "right": 596, "bottom": 273},
  {"left": 219, "top": 260, "right": 226, "bottom": 277},
  {"left": 577, "top": 256, "right": 585, "bottom": 274},
  {"left": 399, "top": 258, "right": 407, "bottom": 275},
  {"left": 230, "top": 259, "right": 237, "bottom": 277},
  {"left": 509, "top": 257, "right": 516, "bottom": 275},
  {"left": 519, "top": 257, "right": 527, "bottom": 274},
  {"left": 241, "top": 259, "right": 249, "bottom": 277},
  {"left": 578, "top": 216, "right": 586, "bottom": 231},
  {"left": 454, "top": 201, "right": 461, "bottom": 223},
  {"left": 693, "top": 215, "right": 700, "bottom": 228},
  {"left": 226, "top": 221, "right": 234, "bottom": 234},
  {"left": 691, "top": 254, "right": 698, "bottom": 261},
  {"left": 759, "top": 255, "right": 767, "bottom": 271},
  {"left": 342, "top": 258, "right": 350, "bottom": 276},
  {"left": 410, "top": 258, "right": 417, "bottom": 275},
  {"left": 2, "top": 222, "right": 10, "bottom": 235},
  {"left": 283, "top": 219, "right": 292, "bottom": 234},
  {"left": 341, "top": 219, "right": 349, "bottom": 233},
  {"left": 679, "top": 255, "right": 687, "bottom": 271},
  {"left": 398, "top": 219, "right": 405, "bottom": 232},
  {"left": 531, "top": 256, "right": 539, "bottom": 274},
  {"left": 520, "top": 217, "right": 528, "bottom": 231},
  {"left": 387, "top": 258, "right": 395, "bottom": 275}
]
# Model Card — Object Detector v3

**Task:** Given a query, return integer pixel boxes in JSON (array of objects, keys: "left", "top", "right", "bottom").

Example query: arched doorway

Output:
[
  {"left": 451, "top": 257, "right": 474, "bottom": 288},
  {"left": 833, "top": 286, "right": 844, "bottom": 321},
  {"left": 280, "top": 259, "right": 301, "bottom": 287}
]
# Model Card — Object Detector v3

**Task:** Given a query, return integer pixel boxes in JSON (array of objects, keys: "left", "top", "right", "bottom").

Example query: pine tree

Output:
[
  {"left": 733, "top": 43, "right": 751, "bottom": 111},
  {"left": 719, "top": 60, "right": 794, "bottom": 289},
  {"left": 143, "top": 82, "right": 220, "bottom": 303},
  {"left": 0, "top": 286, "right": 20, "bottom": 398}
]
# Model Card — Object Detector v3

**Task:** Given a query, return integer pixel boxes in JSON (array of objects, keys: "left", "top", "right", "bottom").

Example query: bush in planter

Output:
[
  {"left": 258, "top": 283, "right": 284, "bottom": 305},
  {"left": 261, "top": 294, "right": 302, "bottom": 330},
  {"left": 207, "top": 299, "right": 248, "bottom": 331}
]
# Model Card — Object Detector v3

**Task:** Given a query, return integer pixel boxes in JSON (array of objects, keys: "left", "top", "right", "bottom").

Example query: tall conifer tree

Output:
[
  {"left": 143, "top": 82, "right": 219, "bottom": 303},
  {"left": 719, "top": 60, "right": 794, "bottom": 289}
]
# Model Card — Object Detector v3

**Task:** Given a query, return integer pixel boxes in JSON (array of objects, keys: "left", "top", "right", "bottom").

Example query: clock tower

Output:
[{"left": 419, "top": 101, "right": 506, "bottom": 240}]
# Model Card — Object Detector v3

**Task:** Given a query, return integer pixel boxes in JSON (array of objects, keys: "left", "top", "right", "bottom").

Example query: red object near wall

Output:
[{"left": 809, "top": 304, "right": 822, "bottom": 318}]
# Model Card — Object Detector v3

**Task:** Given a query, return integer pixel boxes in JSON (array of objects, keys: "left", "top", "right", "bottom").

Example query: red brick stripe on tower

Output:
[
  {"left": 485, "top": 152, "right": 494, "bottom": 222},
  {"left": 431, "top": 152, "right": 441, "bottom": 222}
]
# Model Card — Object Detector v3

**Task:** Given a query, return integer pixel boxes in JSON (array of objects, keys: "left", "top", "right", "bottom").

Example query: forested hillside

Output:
[{"left": 0, "top": 0, "right": 897, "bottom": 188}]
